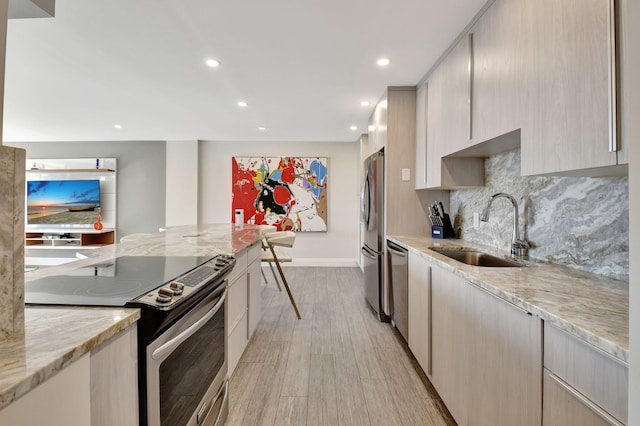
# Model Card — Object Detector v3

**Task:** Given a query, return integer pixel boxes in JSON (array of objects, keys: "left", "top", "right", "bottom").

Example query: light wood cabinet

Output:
[
  {"left": 543, "top": 323, "right": 628, "bottom": 425},
  {"left": 247, "top": 249, "right": 262, "bottom": 337},
  {"left": 227, "top": 242, "right": 262, "bottom": 375},
  {"left": 424, "top": 36, "right": 484, "bottom": 190},
  {"left": 0, "top": 325, "right": 139, "bottom": 426},
  {"left": 467, "top": 282, "right": 542, "bottom": 426},
  {"left": 90, "top": 325, "right": 139, "bottom": 426},
  {"left": 543, "top": 369, "right": 624, "bottom": 426},
  {"left": 407, "top": 252, "right": 431, "bottom": 377},
  {"left": 520, "top": 0, "right": 621, "bottom": 176},
  {"left": 0, "top": 354, "right": 91, "bottom": 426},
  {"left": 415, "top": 82, "right": 429, "bottom": 190},
  {"left": 430, "top": 264, "right": 472, "bottom": 425},
  {"left": 429, "top": 262, "right": 541, "bottom": 426},
  {"left": 372, "top": 87, "right": 441, "bottom": 237},
  {"left": 470, "top": 0, "right": 526, "bottom": 143},
  {"left": 367, "top": 96, "right": 387, "bottom": 156}
]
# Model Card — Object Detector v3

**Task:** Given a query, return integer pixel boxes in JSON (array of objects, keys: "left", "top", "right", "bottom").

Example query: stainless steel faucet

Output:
[{"left": 480, "top": 193, "right": 529, "bottom": 256}]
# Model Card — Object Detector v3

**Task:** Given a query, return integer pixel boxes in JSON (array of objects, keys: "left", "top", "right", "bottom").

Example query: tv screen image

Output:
[{"left": 27, "top": 179, "right": 101, "bottom": 226}]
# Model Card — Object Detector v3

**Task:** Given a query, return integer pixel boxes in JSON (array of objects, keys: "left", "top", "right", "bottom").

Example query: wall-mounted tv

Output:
[{"left": 27, "top": 179, "right": 101, "bottom": 228}]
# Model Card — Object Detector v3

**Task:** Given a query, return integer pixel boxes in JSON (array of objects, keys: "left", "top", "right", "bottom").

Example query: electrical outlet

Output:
[
  {"left": 473, "top": 212, "right": 480, "bottom": 228},
  {"left": 401, "top": 168, "right": 411, "bottom": 181}
]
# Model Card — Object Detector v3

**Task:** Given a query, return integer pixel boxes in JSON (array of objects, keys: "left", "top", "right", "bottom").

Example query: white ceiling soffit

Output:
[
  {"left": 4, "top": 0, "right": 486, "bottom": 143},
  {"left": 8, "top": 0, "right": 55, "bottom": 19}
]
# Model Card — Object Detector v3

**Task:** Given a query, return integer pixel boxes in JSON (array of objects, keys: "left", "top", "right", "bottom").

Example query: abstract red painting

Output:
[{"left": 232, "top": 156, "right": 328, "bottom": 231}]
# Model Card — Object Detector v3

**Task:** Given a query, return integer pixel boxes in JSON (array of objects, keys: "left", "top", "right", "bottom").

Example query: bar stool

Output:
[
  {"left": 258, "top": 225, "right": 282, "bottom": 291},
  {"left": 263, "top": 230, "right": 301, "bottom": 320}
]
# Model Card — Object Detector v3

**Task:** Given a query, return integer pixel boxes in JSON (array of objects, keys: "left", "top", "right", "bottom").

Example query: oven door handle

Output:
[{"left": 151, "top": 289, "right": 226, "bottom": 361}]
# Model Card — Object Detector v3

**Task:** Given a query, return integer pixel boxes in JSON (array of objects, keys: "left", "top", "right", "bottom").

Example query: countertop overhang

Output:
[{"left": 388, "top": 235, "right": 629, "bottom": 364}]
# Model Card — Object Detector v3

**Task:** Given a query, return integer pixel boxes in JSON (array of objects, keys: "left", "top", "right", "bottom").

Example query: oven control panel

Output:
[{"left": 133, "top": 254, "right": 235, "bottom": 308}]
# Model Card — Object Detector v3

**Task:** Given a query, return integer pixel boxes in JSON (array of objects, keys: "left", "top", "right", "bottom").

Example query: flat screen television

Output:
[{"left": 26, "top": 179, "right": 101, "bottom": 228}]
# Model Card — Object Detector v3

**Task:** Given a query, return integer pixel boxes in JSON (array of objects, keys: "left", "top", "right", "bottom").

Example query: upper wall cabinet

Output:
[
  {"left": 418, "top": 0, "right": 625, "bottom": 182},
  {"left": 520, "top": 0, "right": 623, "bottom": 176},
  {"left": 470, "top": 0, "right": 526, "bottom": 143},
  {"left": 368, "top": 98, "right": 388, "bottom": 156},
  {"left": 423, "top": 37, "right": 484, "bottom": 190}
]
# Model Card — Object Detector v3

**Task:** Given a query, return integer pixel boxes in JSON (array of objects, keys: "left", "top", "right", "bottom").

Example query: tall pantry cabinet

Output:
[{"left": 368, "top": 87, "right": 449, "bottom": 237}]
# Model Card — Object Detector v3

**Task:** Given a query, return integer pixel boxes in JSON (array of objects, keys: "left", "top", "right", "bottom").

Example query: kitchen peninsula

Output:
[{"left": 0, "top": 224, "right": 263, "bottom": 423}]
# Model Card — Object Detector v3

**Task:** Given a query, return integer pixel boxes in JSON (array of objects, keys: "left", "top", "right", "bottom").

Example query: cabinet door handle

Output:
[
  {"left": 468, "top": 32, "right": 474, "bottom": 141},
  {"left": 548, "top": 372, "right": 624, "bottom": 426},
  {"left": 466, "top": 280, "right": 531, "bottom": 315},
  {"left": 607, "top": 0, "right": 617, "bottom": 153},
  {"left": 427, "top": 265, "right": 433, "bottom": 376}
]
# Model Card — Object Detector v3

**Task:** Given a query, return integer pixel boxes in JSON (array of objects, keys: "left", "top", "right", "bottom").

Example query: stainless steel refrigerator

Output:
[{"left": 361, "top": 149, "right": 389, "bottom": 322}]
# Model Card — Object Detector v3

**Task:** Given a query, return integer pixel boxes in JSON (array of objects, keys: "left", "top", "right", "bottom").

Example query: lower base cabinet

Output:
[
  {"left": 405, "top": 248, "right": 627, "bottom": 425},
  {"left": 543, "top": 323, "right": 627, "bottom": 425},
  {"left": 407, "top": 252, "right": 432, "bottom": 377},
  {"left": 429, "top": 262, "right": 541, "bottom": 426},
  {"left": 543, "top": 369, "right": 623, "bottom": 426},
  {"left": 0, "top": 354, "right": 91, "bottom": 426},
  {"left": 0, "top": 324, "right": 139, "bottom": 426},
  {"left": 227, "top": 242, "right": 262, "bottom": 375}
]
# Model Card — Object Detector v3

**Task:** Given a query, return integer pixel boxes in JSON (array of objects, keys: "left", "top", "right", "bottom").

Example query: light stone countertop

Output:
[
  {"left": 388, "top": 235, "right": 629, "bottom": 364},
  {"left": 0, "top": 224, "right": 263, "bottom": 410}
]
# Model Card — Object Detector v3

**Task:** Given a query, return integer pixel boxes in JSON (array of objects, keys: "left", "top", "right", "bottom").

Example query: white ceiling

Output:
[{"left": 4, "top": 0, "right": 487, "bottom": 143}]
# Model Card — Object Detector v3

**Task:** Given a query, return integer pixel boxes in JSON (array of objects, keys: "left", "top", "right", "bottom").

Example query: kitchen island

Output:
[{"left": 0, "top": 224, "right": 263, "bottom": 415}]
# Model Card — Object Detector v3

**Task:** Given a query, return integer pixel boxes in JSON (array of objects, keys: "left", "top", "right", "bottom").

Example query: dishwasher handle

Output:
[{"left": 386, "top": 241, "right": 407, "bottom": 257}]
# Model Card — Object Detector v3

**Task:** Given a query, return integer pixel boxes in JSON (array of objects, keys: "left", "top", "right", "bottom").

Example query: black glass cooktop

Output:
[{"left": 25, "top": 256, "right": 212, "bottom": 307}]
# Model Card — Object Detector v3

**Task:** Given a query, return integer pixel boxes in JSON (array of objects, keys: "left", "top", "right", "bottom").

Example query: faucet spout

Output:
[{"left": 479, "top": 192, "right": 529, "bottom": 256}]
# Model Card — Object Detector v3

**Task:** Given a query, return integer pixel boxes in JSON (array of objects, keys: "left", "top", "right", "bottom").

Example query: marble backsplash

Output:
[{"left": 450, "top": 149, "right": 629, "bottom": 281}]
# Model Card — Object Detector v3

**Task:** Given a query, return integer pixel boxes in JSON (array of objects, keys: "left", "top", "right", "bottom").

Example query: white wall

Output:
[
  {"left": 623, "top": 0, "right": 640, "bottom": 421},
  {"left": 166, "top": 140, "right": 198, "bottom": 226},
  {"left": 198, "top": 140, "right": 360, "bottom": 266}
]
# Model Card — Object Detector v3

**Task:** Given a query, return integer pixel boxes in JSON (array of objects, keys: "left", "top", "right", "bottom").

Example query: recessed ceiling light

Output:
[
  {"left": 114, "top": 124, "right": 122, "bottom": 129},
  {"left": 237, "top": 101, "right": 248, "bottom": 107},
  {"left": 376, "top": 58, "right": 391, "bottom": 67},
  {"left": 350, "top": 125, "right": 358, "bottom": 131},
  {"left": 205, "top": 59, "right": 221, "bottom": 68},
  {"left": 258, "top": 127, "right": 267, "bottom": 131},
  {"left": 360, "top": 101, "right": 370, "bottom": 107}
]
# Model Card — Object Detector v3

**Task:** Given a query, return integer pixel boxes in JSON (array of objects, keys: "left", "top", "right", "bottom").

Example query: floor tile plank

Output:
[{"left": 230, "top": 267, "right": 455, "bottom": 426}]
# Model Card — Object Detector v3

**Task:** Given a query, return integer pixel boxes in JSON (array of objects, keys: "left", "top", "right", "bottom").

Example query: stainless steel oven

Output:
[
  {"left": 145, "top": 282, "right": 228, "bottom": 426},
  {"left": 25, "top": 254, "right": 236, "bottom": 426},
  {"left": 128, "top": 255, "right": 236, "bottom": 426}
]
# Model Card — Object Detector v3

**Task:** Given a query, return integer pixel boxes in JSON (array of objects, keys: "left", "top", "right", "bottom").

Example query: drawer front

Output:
[
  {"left": 227, "top": 312, "right": 248, "bottom": 376},
  {"left": 227, "top": 248, "right": 248, "bottom": 284},
  {"left": 543, "top": 369, "right": 623, "bottom": 426},
  {"left": 227, "top": 273, "right": 248, "bottom": 335},
  {"left": 544, "top": 323, "right": 627, "bottom": 424},
  {"left": 247, "top": 242, "right": 262, "bottom": 263}
]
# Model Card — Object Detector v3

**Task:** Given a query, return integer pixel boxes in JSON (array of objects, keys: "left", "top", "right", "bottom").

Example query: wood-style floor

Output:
[{"left": 227, "top": 267, "right": 456, "bottom": 426}]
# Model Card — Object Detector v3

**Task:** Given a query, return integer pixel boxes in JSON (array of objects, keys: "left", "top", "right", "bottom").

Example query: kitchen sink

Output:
[{"left": 430, "top": 249, "right": 525, "bottom": 267}]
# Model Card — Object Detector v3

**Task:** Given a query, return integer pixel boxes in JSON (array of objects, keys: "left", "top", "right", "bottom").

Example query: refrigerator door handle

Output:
[
  {"left": 361, "top": 176, "right": 371, "bottom": 227},
  {"left": 361, "top": 246, "right": 378, "bottom": 260}
]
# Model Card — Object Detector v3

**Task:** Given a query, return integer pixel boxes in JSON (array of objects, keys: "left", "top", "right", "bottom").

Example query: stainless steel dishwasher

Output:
[{"left": 386, "top": 240, "right": 408, "bottom": 341}]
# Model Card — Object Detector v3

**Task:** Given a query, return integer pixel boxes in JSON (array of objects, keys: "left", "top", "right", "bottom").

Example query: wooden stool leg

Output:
[
  {"left": 268, "top": 242, "right": 301, "bottom": 320},
  {"left": 268, "top": 262, "right": 283, "bottom": 291}
]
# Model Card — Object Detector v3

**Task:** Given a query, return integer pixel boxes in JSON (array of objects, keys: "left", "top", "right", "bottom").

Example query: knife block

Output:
[{"left": 432, "top": 214, "right": 455, "bottom": 239}]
